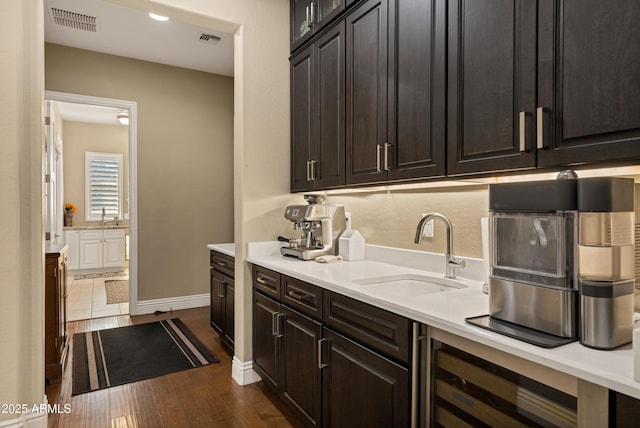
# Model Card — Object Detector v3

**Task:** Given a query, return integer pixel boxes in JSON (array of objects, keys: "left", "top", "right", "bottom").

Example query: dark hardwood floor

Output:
[{"left": 46, "top": 306, "right": 302, "bottom": 428}]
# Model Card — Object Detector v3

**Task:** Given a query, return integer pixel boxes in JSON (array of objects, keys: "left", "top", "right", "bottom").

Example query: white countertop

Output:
[
  {"left": 207, "top": 243, "right": 235, "bottom": 258},
  {"left": 64, "top": 225, "right": 128, "bottom": 230},
  {"left": 247, "top": 241, "right": 640, "bottom": 400}
]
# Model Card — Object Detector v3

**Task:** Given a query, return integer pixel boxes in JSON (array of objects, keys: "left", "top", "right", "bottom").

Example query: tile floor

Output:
[{"left": 66, "top": 273, "right": 130, "bottom": 321}]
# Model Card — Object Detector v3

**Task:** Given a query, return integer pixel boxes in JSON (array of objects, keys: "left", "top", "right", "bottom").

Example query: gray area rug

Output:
[
  {"left": 105, "top": 280, "right": 129, "bottom": 304},
  {"left": 74, "top": 271, "right": 126, "bottom": 280}
]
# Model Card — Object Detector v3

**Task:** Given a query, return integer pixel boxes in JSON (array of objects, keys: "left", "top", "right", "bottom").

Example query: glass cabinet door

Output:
[
  {"left": 292, "top": 0, "right": 315, "bottom": 48},
  {"left": 317, "top": 0, "right": 344, "bottom": 26},
  {"left": 292, "top": 0, "right": 345, "bottom": 51}
]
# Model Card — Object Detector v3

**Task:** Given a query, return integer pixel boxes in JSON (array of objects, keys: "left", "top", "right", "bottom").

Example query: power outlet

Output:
[
  {"left": 345, "top": 212, "right": 352, "bottom": 230},
  {"left": 421, "top": 215, "right": 434, "bottom": 238}
]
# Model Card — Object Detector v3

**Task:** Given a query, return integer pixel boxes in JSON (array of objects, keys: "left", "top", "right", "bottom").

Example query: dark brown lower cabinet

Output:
[
  {"left": 253, "top": 266, "right": 411, "bottom": 427},
  {"left": 210, "top": 250, "right": 234, "bottom": 352},
  {"left": 253, "top": 292, "right": 280, "bottom": 391},
  {"left": 322, "top": 328, "right": 409, "bottom": 427},
  {"left": 281, "top": 306, "right": 323, "bottom": 427},
  {"left": 45, "top": 246, "right": 68, "bottom": 384},
  {"left": 611, "top": 391, "right": 640, "bottom": 427},
  {"left": 210, "top": 270, "right": 234, "bottom": 351},
  {"left": 253, "top": 293, "right": 323, "bottom": 426}
]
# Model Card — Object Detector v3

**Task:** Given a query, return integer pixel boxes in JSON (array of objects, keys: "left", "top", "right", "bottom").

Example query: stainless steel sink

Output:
[{"left": 353, "top": 274, "right": 468, "bottom": 297}]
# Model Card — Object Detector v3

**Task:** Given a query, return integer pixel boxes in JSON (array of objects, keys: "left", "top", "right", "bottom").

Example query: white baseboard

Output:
[
  {"left": 134, "top": 293, "right": 210, "bottom": 315},
  {"left": 232, "top": 357, "right": 262, "bottom": 386}
]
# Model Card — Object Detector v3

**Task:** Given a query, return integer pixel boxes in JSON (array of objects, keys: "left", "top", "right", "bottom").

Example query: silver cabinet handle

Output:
[
  {"left": 310, "top": 160, "right": 317, "bottom": 181},
  {"left": 306, "top": 6, "right": 311, "bottom": 28},
  {"left": 219, "top": 280, "right": 225, "bottom": 298},
  {"left": 384, "top": 143, "right": 391, "bottom": 171},
  {"left": 537, "top": 107, "right": 546, "bottom": 149},
  {"left": 376, "top": 145, "right": 382, "bottom": 172},
  {"left": 310, "top": 1, "right": 315, "bottom": 25},
  {"left": 276, "top": 313, "right": 285, "bottom": 338},
  {"left": 306, "top": 160, "right": 312, "bottom": 182},
  {"left": 271, "top": 311, "right": 279, "bottom": 337},
  {"left": 318, "top": 338, "right": 328, "bottom": 369},
  {"left": 519, "top": 111, "right": 526, "bottom": 152}
]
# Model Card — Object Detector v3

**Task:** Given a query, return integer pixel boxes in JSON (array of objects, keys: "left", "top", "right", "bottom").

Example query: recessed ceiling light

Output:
[{"left": 149, "top": 13, "right": 169, "bottom": 22}]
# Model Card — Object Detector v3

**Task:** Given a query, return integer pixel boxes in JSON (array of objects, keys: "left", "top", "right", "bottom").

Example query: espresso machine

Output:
[{"left": 280, "top": 195, "right": 346, "bottom": 261}]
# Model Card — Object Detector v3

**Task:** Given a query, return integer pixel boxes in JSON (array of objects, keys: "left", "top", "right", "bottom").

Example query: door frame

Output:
[{"left": 45, "top": 90, "right": 139, "bottom": 314}]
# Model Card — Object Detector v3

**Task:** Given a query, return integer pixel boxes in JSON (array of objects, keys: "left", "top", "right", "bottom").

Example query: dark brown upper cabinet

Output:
[
  {"left": 388, "top": 0, "right": 446, "bottom": 181},
  {"left": 291, "top": 22, "right": 346, "bottom": 192},
  {"left": 446, "top": 0, "right": 538, "bottom": 176},
  {"left": 537, "top": 0, "right": 640, "bottom": 168},
  {"left": 292, "top": 0, "right": 346, "bottom": 52},
  {"left": 447, "top": 0, "right": 640, "bottom": 176},
  {"left": 346, "top": 0, "right": 446, "bottom": 185},
  {"left": 345, "top": 0, "right": 389, "bottom": 185}
]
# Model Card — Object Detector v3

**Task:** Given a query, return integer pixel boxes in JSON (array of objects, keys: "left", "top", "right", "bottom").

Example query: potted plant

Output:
[{"left": 64, "top": 203, "right": 77, "bottom": 227}]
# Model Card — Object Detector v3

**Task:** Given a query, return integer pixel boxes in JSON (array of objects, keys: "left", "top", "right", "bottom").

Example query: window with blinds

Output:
[{"left": 85, "top": 152, "right": 123, "bottom": 221}]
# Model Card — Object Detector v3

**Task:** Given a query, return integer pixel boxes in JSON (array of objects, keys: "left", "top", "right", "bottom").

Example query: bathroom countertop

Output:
[{"left": 63, "top": 225, "right": 128, "bottom": 230}]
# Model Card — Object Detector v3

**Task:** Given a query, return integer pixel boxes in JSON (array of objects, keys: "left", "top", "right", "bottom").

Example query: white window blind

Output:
[{"left": 85, "top": 152, "right": 123, "bottom": 221}]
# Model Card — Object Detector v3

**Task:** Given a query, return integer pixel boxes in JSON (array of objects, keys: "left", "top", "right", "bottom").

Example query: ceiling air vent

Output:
[
  {"left": 48, "top": 7, "right": 97, "bottom": 32},
  {"left": 198, "top": 33, "right": 221, "bottom": 45}
]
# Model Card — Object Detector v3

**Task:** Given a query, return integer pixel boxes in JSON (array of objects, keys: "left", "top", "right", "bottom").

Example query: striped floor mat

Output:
[{"left": 72, "top": 318, "right": 218, "bottom": 395}]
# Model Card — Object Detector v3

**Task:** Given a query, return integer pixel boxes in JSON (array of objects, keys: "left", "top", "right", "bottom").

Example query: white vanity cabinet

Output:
[
  {"left": 64, "top": 228, "right": 125, "bottom": 272},
  {"left": 64, "top": 230, "right": 80, "bottom": 270}
]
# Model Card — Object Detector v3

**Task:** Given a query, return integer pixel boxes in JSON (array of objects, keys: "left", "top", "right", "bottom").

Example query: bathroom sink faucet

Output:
[{"left": 414, "top": 213, "right": 465, "bottom": 279}]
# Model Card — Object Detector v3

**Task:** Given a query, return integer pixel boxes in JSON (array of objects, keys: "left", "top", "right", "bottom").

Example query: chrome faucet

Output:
[
  {"left": 414, "top": 213, "right": 466, "bottom": 279},
  {"left": 101, "top": 207, "right": 106, "bottom": 227}
]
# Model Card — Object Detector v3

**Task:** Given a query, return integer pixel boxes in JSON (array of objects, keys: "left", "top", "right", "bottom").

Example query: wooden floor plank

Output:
[{"left": 46, "top": 307, "right": 301, "bottom": 427}]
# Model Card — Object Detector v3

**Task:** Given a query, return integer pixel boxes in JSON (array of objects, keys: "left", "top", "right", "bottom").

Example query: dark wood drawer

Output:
[
  {"left": 323, "top": 290, "right": 411, "bottom": 365},
  {"left": 210, "top": 251, "right": 234, "bottom": 278},
  {"left": 253, "top": 265, "right": 281, "bottom": 300},
  {"left": 281, "top": 275, "right": 323, "bottom": 320}
]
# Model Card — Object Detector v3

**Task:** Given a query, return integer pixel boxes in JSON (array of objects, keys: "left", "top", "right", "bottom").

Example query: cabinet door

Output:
[
  {"left": 253, "top": 292, "right": 281, "bottom": 392},
  {"left": 446, "top": 0, "right": 537, "bottom": 176},
  {"left": 58, "top": 254, "right": 68, "bottom": 361},
  {"left": 79, "top": 239, "right": 102, "bottom": 269},
  {"left": 210, "top": 270, "right": 225, "bottom": 335},
  {"left": 537, "top": 0, "right": 640, "bottom": 167},
  {"left": 314, "top": 22, "right": 346, "bottom": 189},
  {"left": 292, "top": 0, "right": 316, "bottom": 51},
  {"left": 322, "top": 328, "right": 409, "bottom": 427},
  {"left": 316, "top": 0, "right": 345, "bottom": 30},
  {"left": 280, "top": 306, "right": 322, "bottom": 427},
  {"left": 103, "top": 237, "right": 125, "bottom": 268},
  {"left": 345, "top": 0, "right": 389, "bottom": 185},
  {"left": 291, "top": 45, "right": 315, "bottom": 192},
  {"left": 65, "top": 230, "right": 79, "bottom": 270},
  {"left": 388, "top": 0, "right": 446, "bottom": 181},
  {"left": 223, "top": 276, "right": 235, "bottom": 347}
]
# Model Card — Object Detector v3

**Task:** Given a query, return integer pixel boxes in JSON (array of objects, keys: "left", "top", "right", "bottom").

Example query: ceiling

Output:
[{"left": 44, "top": 0, "right": 234, "bottom": 125}]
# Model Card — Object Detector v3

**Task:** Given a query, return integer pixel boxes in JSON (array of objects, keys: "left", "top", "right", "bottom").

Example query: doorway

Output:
[{"left": 45, "top": 90, "right": 138, "bottom": 319}]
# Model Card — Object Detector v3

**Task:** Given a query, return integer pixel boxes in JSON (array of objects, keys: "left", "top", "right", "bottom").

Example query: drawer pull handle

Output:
[
  {"left": 217, "top": 261, "right": 227, "bottom": 267},
  {"left": 287, "top": 290, "right": 308, "bottom": 301},
  {"left": 256, "top": 276, "right": 274, "bottom": 287}
]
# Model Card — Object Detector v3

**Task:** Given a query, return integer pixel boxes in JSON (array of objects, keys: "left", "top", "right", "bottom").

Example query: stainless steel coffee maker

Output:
[{"left": 280, "top": 195, "right": 346, "bottom": 260}]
